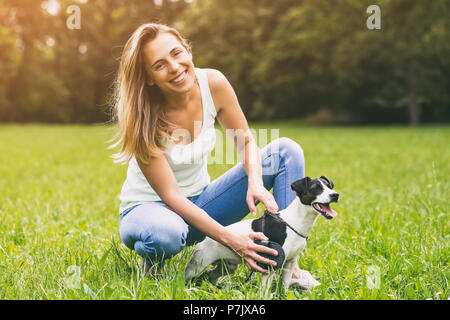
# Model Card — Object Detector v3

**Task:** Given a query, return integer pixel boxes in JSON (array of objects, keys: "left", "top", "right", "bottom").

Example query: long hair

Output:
[{"left": 109, "top": 23, "right": 192, "bottom": 165}]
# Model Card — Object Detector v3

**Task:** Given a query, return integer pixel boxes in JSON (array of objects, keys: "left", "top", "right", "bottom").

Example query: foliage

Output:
[
  {"left": 0, "top": 0, "right": 190, "bottom": 123},
  {"left": 0, "top": 0, "right": 449, "bottom": 124},
  {"left": 181, "top": 0, "right": 450, "bottom": 123}
]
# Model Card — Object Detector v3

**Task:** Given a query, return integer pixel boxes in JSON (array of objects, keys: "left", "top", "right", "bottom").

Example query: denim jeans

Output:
[{"left": 119, "top": 137, "right": 305, "bottom": 268}]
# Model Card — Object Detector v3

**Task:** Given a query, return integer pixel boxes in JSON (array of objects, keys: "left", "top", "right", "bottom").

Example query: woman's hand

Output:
[
  {"left": 227, "top": 232, "right": 278, "bottom": 274},
  {"left": 247, "top": 182, "right": 279, "bottom": 217}
]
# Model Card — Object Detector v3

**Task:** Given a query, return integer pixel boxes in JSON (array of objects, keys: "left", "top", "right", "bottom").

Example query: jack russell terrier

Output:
[{"left": 184, "top": 176, "right": 339, "bottom": 293}]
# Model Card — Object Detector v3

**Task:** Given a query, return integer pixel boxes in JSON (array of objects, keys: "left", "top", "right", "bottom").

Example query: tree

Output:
[
  {"left": 180, "top": 0, "right": 450, "bottom": 124},
  {"left": 1, "top": 0, "right": 448, "bottom": 123},
  {"left": 330, "top": 0, "right": 450, "bottom": 124},
  {"left": 0, "top": 0, "right": 191, "bottom": 123},
  {"left": 0, "top": 1, "right": 22, "bottom": 120}
]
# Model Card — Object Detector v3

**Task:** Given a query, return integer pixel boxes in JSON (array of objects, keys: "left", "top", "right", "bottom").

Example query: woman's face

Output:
[{"left": 142, "top": 32, "right": 195, "bottom": 95}]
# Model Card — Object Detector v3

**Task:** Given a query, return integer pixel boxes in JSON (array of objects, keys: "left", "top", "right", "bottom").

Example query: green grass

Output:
[{"left": 0, "top": 124, "right": 448, "bottom": 299}]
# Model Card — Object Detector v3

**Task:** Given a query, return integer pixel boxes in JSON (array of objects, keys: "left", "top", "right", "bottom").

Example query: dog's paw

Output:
[{"left": 289, "top": 270, "right": 321, "bottom": 291}]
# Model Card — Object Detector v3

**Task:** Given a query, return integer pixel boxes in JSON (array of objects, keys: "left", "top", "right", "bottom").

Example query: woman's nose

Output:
[{"left": 167, "top": 59, "right": 180, "bottom": 73}]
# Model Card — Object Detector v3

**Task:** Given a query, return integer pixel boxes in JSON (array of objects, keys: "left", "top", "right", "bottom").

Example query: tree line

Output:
[{"left": 0, "top": 0, "right": 448, "bottom": 124}]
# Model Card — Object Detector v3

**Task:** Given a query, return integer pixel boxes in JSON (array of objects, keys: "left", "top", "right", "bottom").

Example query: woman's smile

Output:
[
  {"left": 143, "top": 32, "right": 195, "bottom": 94},
  {"left": 170, "top": 70, "right": 188, "bottom": 85}
]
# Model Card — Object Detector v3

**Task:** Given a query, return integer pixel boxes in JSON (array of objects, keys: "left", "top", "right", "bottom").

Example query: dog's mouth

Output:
[{"left": 312, "top": 202, "right": 337, "bottom": 219}]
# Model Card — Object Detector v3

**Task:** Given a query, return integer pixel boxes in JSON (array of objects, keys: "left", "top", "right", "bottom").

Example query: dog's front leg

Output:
[
  {"left": 280, "top": 259, "right": 297, "bottom": 294},
  {"left": 184, "top": 240, "right": 220, "bottom": 281},
  {"left": 206, "top": 261, "right": 238, "bottom": 286}
]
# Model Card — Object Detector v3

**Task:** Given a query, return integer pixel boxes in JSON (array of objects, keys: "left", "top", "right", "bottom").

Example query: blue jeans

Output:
[{"left": 119, "top": 137, "right": 305, "bottom": 268}]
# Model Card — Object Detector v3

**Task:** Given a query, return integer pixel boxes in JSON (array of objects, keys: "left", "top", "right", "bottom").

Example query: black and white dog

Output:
[{"left": 184, "top": 176, "right": 339, "bottom": 292}]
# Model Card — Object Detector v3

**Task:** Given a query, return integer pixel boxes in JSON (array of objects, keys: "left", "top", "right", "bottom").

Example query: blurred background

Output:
[{"left": 0, "top": 0, "right": 449, "bottom": 125}]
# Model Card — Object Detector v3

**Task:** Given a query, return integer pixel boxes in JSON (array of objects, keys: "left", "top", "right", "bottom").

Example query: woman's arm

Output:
[
  {"left": 136, "top": 154, "right": 278, "bottom": 273},
  {"left": 207, "top": 69, "right": 278, "bottom": 216}
]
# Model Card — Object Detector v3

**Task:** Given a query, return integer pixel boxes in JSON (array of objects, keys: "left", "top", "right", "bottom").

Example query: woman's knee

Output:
[
  {"left": 275, "top": 137, "right": 304, "bottom": 161},
  {"left": 119, "top": 205, "right": 188, "bottom": 260},
  {"left": 121, "top": 222, "right": 188, "bottom": 262},
  {"left": 262, "top": 137, "right": 304, "bottom": 173}
]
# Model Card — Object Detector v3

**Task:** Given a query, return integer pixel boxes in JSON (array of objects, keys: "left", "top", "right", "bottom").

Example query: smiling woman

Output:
[
  {"left": 109, "top": 23, "right": 309, "bottom": 282},
  {"left": 110, "top": 24, "right": 193, "bottom": 164}
]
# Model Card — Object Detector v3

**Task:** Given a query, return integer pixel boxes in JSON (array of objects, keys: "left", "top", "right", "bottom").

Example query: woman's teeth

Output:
[{"left": 172, "top": 72, "right": 186, "bottom": 83}]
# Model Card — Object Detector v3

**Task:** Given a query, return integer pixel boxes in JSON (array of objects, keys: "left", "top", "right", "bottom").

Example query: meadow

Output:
[{"left": 0, "top": 124, "right": 448, "bottom": 300}]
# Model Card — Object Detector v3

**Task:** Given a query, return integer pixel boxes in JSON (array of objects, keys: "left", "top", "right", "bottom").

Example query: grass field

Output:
[{"left": 0, "top": 124, "right": 448, "bottom": 300}]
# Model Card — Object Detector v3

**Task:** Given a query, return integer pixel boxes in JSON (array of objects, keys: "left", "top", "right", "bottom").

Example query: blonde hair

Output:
[{"left": 109, "top": 23, "right": 192, "bottom": 164}]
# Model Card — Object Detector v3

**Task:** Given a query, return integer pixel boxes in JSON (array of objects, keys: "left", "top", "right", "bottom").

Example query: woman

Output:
[{"left": 112, "top": 23, "right": 306, "bottom": 278}]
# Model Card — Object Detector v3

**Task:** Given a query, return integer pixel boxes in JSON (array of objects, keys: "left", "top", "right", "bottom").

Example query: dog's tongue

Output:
[{"left": 321, "top": 204, "right": 337, "bottom": 218}]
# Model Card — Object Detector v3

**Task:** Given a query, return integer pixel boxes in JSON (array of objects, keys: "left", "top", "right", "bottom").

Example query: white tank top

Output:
[{"left": 119, "top": 68, "right": 217, "bottom": 214}]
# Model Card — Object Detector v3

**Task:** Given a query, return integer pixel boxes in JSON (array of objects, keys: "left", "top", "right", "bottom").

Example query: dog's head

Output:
[{"left": 290, "top": 176, "right": 339, "bottom": 219}]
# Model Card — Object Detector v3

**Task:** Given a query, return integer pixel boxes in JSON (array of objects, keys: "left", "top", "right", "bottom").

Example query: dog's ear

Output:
[
  {"left": 291, "top": 177, "right": 311, "bottom": 196},
  {"left": 320, "top": 176, "right": 334, "bottom": 189}
]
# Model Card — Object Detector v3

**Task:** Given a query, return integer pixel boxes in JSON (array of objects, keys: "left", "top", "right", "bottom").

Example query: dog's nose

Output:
[{"left": 330, "top": 193, "right": 339, "bottom": 202}]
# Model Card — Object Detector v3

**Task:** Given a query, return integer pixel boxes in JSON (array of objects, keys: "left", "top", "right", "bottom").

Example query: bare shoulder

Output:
[
  {"left": 204, "top": 68, "right": 235, "bottom": 114},
  {"left": 204, "top": 68, "right": 228, "bottom": 89}
]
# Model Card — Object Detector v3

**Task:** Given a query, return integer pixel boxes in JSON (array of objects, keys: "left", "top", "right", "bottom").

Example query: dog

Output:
[{"left": 184, "top": 176, "right": 339, "bottom": 293}]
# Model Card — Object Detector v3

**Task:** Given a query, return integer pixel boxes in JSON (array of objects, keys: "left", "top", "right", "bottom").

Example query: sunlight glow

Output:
[
  {"left": 41, "top": 0, "right": 61, "bottom": 16},
  {"left": 46, "top": 37, "right": 55, "bottom": 47},
  {"left": 78, "top": 44, "right": 88, "bottom": 55}
]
